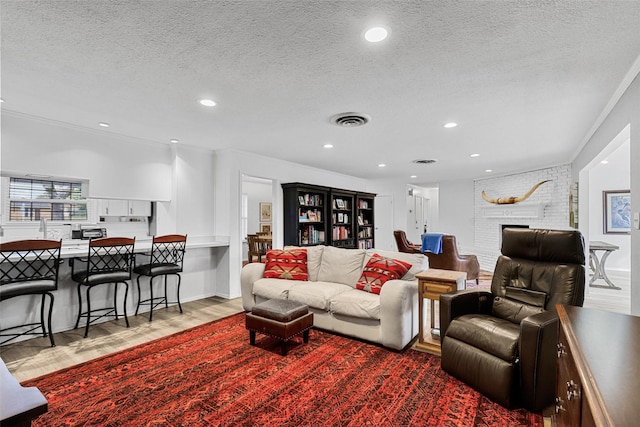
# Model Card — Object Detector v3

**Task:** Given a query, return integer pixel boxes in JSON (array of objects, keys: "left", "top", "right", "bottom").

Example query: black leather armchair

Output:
[{"left": 439, "top": 228, "right": 586, "bottom": 411}]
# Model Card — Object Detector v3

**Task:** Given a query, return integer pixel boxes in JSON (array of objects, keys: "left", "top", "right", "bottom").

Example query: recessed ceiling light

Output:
[
  {"left": 601, "top": 160, "right": 609, "bottom": 164},
  {"left": 378, "top": 163, "right": 386, "bottom": 168},
  {"left": 323, "top": 143, "right": 334, "bottom": 149},
  {"left": 410, "top": 175, "right": 417, "bottom": 178},
  {"left": 170, "top": 139, "right": 179, "bottom": 144},
  {"left": 0, "top": 98, "right": 4, "bottom": 103},
  {"left": 98, "top": 122, "right": 110, "bottom": 127},
  {"left": 365, "top": 27, "right": 388, "bottom": 43},
  {"left": 470, "top": 153, "right": 480, "bottom": 158},
  {"left": 485, "top": 169, "right": 493, "bottom": 173},
  {"left": 198, "top": 99, "right": 216, "bottom": 107},
  {"left": 443, "top": 122, "right": 458, "bottom": 128}
]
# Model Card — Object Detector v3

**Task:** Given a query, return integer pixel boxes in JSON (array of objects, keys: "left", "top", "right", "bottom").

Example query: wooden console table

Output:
[
  {"left": 553, "top": 305, "right": 640, "bottom": 426},
  {"left": 414, "top": 269, "right": 466, "bottom": 355}
]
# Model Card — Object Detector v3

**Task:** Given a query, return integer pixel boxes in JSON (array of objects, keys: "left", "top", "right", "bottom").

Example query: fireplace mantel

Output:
[{"left": 480, "top": 203, "right": 547, "bottom": 219}]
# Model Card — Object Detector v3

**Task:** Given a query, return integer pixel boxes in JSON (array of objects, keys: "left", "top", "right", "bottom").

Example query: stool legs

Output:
[
  {"left": 44, "top": 293, "right": 56, "bottom": 347},
  {"left": 75, "top": 282, "right": 129, "bottom": 338},
  {"left": 136, "top": 273, "right": 183, "bottom": 322}
]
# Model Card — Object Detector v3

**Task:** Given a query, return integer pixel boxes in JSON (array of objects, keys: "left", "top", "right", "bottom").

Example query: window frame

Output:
[{"left": 3, "top": 176, "right": 90, "bottom": 224}]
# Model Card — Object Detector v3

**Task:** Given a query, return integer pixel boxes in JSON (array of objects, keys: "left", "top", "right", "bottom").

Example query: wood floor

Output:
[{"left": 0, "top": 296, "right": 244, "bottom": 382}]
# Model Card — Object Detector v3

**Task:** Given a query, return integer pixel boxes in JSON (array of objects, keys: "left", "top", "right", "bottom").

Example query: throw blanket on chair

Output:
[{"left": 422, "top": 233, "right": 443, "bottom": 254}]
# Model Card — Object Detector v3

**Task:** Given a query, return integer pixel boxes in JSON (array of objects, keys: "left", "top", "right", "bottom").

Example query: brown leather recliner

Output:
[
  {"left": 393, "top": 230, "right": 422, "bottom": 254},
  {"left": 439, "top": 228, "right": 585, "bottom": 412},
  {"left": 425, "top": 235, "right": 480, "bottom": 284}
]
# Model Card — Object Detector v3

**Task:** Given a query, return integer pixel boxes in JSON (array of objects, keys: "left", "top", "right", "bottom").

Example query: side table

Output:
[{"left": 415, "top": 269, "right": 466, "bottom": 355}]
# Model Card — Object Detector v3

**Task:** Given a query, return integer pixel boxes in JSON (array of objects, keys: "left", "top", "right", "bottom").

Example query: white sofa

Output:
[{"left": 240, "top": 245, "right": 428, "bottom": 350}]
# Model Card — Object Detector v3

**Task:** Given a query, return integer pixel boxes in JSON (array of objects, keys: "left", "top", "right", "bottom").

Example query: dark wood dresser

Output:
[{"left": 553, "top": 305, "right": 640, "bottom": 426}]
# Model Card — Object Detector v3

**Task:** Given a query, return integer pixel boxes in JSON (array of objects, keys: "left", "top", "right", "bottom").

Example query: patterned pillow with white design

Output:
[
  {"left": 356, "top": 253, "right": 412, "bottom": 294},
  {"left": 263, "top": 249, "right": 308, "bottom": 281}
]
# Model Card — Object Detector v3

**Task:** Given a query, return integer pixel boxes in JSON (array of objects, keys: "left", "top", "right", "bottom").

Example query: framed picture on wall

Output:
[
  {"left": 260, "top": 202, "right": 272, "bottom": 222},
  {"left": 260, "top": 223, "right": 272, "bottom": 233},
  {"left": 603, "top": 190, "right": 631, "bottom": 234}
]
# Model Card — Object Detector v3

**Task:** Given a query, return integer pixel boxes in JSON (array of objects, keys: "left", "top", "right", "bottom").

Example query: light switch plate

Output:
[{"left": 634, "top": 212, "right": 640, "bottom": 230}]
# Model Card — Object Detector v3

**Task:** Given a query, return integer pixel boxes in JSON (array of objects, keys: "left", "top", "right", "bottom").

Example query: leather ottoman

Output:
[{"left": 246, "top": 299, "right": 313, "bottom": 355}]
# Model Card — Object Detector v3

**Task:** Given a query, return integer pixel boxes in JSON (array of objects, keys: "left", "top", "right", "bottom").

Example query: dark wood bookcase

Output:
[
  {"left": 356, "top": 192, "right": 376, "bottom": 249},
  {"left": 282, "top": 183, "right": 375, "bottom": 249},
  {"left": 282, "top": 183, "right": 329, "bottom": 247},
  {"left": 330, "top": 189, "right": 356, "bottom": 248}
]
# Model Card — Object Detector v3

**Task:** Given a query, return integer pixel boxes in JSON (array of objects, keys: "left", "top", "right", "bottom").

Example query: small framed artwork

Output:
[
  {"left": 336, "top": 199, "right": 345, "bottom": 209},
  {"left": 260, "top": 202, "right": 272, "bottom": 222},
  {"left": 260, "top": 223, "right": 272, "bottom": 233},
  {"left": 603, "top": 190, "right": 631, "bottom": 234}
]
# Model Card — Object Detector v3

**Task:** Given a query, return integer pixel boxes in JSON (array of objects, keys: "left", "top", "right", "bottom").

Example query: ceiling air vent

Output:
[
  {"left": 412, "top": 159, "right": 437, "bottom": 165},
  {"left": 331, "top": 112, "right": 371, "bottom": 127}
]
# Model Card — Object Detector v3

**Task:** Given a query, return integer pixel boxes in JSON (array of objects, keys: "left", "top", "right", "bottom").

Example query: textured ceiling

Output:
[{"left": 2, "top": 1, "right": 640, "bottom": 184}]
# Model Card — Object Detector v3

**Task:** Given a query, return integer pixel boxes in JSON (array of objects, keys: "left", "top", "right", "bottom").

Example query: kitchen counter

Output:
[
  {"left": 0, "top": 236, "right": 230, "bottom": 343},
  {"left": 57, "top": 236, "right": 228, "bottom": 257}
]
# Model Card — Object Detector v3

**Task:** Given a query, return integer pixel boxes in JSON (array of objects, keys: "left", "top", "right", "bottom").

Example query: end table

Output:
[{"left": 415, "top": 269, "right": 466, "bottom": 355}]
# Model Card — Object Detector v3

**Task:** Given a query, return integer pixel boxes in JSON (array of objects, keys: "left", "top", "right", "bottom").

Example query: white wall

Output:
[
  {"left": 573, "top": 70, "right": 639, "bottom": 314},
  {"left": 1, "top": 113, "right": 172, "bottom": 201},
  {"left": 437, "top": 179, "right": 475, "bottom": 250}
]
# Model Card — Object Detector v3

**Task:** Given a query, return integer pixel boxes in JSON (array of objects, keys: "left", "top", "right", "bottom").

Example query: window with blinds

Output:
[{"left": 8, "top": 177, "right": 88, "bottom": 222}]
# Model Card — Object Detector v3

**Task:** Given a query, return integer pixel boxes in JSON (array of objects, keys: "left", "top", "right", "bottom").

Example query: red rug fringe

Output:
[{"left": 23, "top": 313, "right": 542, "bottom": 426}]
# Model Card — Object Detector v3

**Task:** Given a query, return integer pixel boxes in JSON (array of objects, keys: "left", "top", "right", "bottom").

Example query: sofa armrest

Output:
[
  {"left": 519, "top": 310, "right": 559, "bottom": 412},
  {"left": 240, "top": 263, "right": 266, "bottom": 312},
  {"left": 379, "top": 279, "right": 419, "bottom": 350},
  {"left": 439, "top": 289, "right": 492, "bottom": 339}
]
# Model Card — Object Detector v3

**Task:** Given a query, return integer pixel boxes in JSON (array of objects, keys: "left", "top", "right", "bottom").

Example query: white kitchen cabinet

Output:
[
  {"left": 128, "top": 200, "right": 152, "bottom": 217},
  {"left": 96, "top": 199, "right": 128, "bottom": 217},
  {"left": 95, "top": 199, "right": 151, "bottom": 217}
]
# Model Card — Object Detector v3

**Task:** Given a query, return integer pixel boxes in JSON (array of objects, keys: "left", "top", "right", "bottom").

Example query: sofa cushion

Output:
[
  {"left": 253, "top": 278, "right": 305, "bottom": 301},
  {"left": 285, "top": 245, "right": 324, "bottom": 281},
  {"left": 263, "top": 248, "right": 308, "bottom": 280},
  {"left": 287, "top": 281, "right": 352, "bottom": 310},
  {"left": 330, "top": 289, "right": 380, "bottom": 320},
  {"left": 356, "top": 253, "right": 412, "bottom": 295},
  {"left": 365, "top": 249, "right": 427, "bottom": 281},
  {"left": 316, "top": 246, "right": 366, "bottom": 287}
]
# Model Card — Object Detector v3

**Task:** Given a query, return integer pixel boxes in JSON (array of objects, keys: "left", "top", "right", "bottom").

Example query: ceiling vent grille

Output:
[
  {"left": 331, "top": 112, "right": 370, "bottom": 127},
  {"left": 412, "top": 159, "right": 437, "bottom": 165}
]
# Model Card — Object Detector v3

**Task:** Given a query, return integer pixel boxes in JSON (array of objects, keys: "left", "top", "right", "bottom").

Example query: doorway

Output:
[
  {"left": 241, "top": 175, "right": 274, "bottom": 261},
  {"left": 579, "top": 124, "right": 631, "bottom": 314}
]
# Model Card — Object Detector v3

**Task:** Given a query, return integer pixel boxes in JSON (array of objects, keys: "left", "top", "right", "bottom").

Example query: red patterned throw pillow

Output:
[
  {"left": 356, "top": 253, "right": 412, "bottom": 294},
  {"left": 263, "top": 249, "right": 308, "bottom": 281}
]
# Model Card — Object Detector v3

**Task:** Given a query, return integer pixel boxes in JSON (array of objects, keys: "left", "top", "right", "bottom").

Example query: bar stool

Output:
[
  {"left": 71, "top": 237, "right": 135, "bottom": 337},
  {"left": 0, "top": 239, "right": 62, "bottom": 347},
  {"left": 134, "top": 234, "right": 187, "bottom": 321}
]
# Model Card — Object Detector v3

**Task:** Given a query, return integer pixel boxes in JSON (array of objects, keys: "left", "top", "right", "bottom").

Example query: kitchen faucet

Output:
[{"left": 39, "top": 218, "right": 48, "bottom": 239}]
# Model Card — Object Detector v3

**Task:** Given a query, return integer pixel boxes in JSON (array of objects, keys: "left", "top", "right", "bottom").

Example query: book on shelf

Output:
[
  {"left": 301, "top": 193, "right": 323, "bottom": 207},
  {"left": 358, "top": 239, "right": 373, "bottom": 249}
]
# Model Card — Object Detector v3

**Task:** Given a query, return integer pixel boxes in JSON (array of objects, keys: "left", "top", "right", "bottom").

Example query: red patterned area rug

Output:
[{"left": 24, "top": 313, "right": 542, "bottom": 427}]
